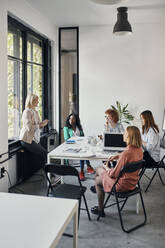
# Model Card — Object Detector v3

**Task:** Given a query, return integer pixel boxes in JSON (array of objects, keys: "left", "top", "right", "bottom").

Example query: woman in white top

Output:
[
  {"left": 19, "top": 94, "right": 49, "bottom": 163},
  {"left": 140, "top": 110, "right": 160, "bottom": 167}
]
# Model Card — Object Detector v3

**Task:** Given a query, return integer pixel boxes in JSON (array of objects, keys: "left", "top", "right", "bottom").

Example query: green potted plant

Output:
[{"left": 111, "top": 101, "right": 134, "bottom": 124}]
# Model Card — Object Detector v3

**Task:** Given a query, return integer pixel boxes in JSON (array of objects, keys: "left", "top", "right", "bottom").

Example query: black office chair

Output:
[
  {"left": 143, "top": 155, "right": 165, "bottom": 192},
  {"left": 45, "top": 164, "right": 91, "bottom": 227},
  {"left": 97, "top": 160, "right": 147, "bottom": 233}
]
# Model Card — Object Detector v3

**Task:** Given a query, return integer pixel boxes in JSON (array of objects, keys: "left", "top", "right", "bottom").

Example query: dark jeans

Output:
[
  {"left": 80, "top": 160, "right": 90, "bottom": 171},
  {"left": 20, "top": 141, "right": 47, "bottom": 164},
  {"left": 143, "top": 151, "right": 157, "bottom": 168}
]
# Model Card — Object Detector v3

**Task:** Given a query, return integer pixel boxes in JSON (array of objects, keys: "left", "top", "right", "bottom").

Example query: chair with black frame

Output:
[
  {"left": 44, "top": 164, "right": 91, "bottom": 227},
  {"left": 97, "top": 160, "right": 147, "bottom": 233},
  {"left": 143, "top": 113, "right": 165, "bottom": 192},
  {"left": 143, "top": 153, "right": 165, "bottom": 193}
]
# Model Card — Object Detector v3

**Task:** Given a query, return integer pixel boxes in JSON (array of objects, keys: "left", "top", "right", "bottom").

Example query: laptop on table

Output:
[{"left": 103, "top": 132, "right": 126, "bottom": 151}]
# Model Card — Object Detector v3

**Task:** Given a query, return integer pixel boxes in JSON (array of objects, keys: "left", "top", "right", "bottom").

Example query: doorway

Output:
[{"left": 59, "top": 27, "right": 79, "bottom": 143}]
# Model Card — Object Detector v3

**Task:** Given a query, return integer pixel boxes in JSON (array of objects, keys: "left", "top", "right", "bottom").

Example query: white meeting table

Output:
[
  {"left": 47, "top": 136, "right": 114, "bottom": 164},
  {"left": 0, "top": 192, "right": 78, "bottom": 248}
]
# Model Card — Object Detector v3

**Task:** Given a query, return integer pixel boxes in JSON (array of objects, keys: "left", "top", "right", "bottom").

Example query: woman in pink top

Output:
[{"left": 91, "top": 126, "right": 143, "bottom": 217}]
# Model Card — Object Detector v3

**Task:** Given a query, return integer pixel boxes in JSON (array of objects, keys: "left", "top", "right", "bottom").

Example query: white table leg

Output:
[
  {"left": 73, "top": 205, "right": 78, "bottom": 248},
  {"left": 136, "top": 195, "right": 140, "bottom": 214},
  {"left": 61, "top": 159, "right": 64, "bottom": 184},
  {"left": 47, "top": 154, "right": 50, "bottom": 164},
  {"left": 47, "top": 155, "right": 51, "bottom": 186}
]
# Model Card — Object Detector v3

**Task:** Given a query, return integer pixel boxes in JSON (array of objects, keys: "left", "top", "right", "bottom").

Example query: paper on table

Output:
[
  {"left": 63, "top": 148, "right": 81, "bottom": 153},
  {"left": 59, "top": 151, "right": 96, "bottom": 158}
]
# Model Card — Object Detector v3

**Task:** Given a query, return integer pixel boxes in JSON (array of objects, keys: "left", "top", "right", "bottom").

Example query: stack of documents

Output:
[{"left": 63, "top": 148, "right": 81, "bottom": 153}]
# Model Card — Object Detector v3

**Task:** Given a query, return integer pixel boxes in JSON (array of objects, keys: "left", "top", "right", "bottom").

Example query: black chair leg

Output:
[
  {"left": 115, "top": 193, "right": 126, "bottom": 232},
  {"left": 120, "top": 198, "right": 128, "bottom": 211},
  {"left": 78, "top": 198, "right": 81, "bottom": 227},
  {"left": 139, "top": 191, "right": 147, "bottom": 225},
  {"left": 82, "top": 194, "right": 91, "bottom": 221},
  {"left": 46, "top": 186, "right": 50, "bottom": 196},
  {"left": 139, "top": 168, "right": 146, "bottom": 181},
  {"left": 115, "top": 192, "right": 147, "bottom": 233},
  {"left": 145, "top": 169, "right": 158, "bottom": 192},
  {"left": 158, "top": 169, "right": 165, "bottom": 185}
]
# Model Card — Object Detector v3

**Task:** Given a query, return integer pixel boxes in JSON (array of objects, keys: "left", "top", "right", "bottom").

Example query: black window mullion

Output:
[
  {"left": 43, "top": 39, "right": 48, "bottom": 131},
  {"left": 22, "top": 31, "right": 27, "bottom": 111}
]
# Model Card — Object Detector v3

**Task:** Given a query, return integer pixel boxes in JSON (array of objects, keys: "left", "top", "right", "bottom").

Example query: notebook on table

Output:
[{"left": 103, "top": 132, "right": 126, "bottom": 151}]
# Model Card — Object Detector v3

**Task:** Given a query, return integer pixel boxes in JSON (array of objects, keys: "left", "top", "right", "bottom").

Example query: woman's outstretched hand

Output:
[
  {"left": 98, "top": 134, "right": 103, "bottom": 140},
  {"left": 108, "top": 154, "right": 119, "bottom": 161},
  {"left": 103, "top": 162, "right": 110, "bottom": 172},
  {"left": 40, "top": 119, "right": 49, "bottom": 128}
]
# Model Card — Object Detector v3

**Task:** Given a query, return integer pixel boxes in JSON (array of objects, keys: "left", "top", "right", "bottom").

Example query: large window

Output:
[
  {"left": 27, "top": 34, "right": 43, "bottom": 118},
  {"left": 8, "top": 17, "right": 52, "bottom": 141},
  {"left": 8, "top": 26, "right": 23, "bottom": 139}
]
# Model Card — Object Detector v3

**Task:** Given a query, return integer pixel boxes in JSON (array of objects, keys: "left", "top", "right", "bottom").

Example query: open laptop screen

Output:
[{"left": 103, "top": 133, "right": 126, "bottom": 151}]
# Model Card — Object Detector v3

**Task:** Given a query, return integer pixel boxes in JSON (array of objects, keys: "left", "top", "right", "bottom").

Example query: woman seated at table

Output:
[
  {"left": 98, "top": 108, "right": 124, "bottom": 140},
  {"left": 104, "top": 108, "right": 124, "bottom": 132},
  {"left": 91, "top": 126, "right": 143, "bottom": 217},
  {"left": 63, "top": 113, "right": 95, "bottom": 181},
  {"left": 140, "top": 110, "right": 160, "bottom": 168}
]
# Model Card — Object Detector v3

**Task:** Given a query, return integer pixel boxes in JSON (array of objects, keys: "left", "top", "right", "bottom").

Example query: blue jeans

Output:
[{"left": 80, "top": 160, "right": 90, "bottom": 171}]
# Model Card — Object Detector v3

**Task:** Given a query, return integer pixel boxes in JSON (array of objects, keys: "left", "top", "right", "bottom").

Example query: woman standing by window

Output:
[
  {"left": 19, "top": 94, "right": 48, "bottom": 164},
  {"left": 140, "top": 110, "right": 160, "bottom": 167},
  {"left": 63, "top": 113, "right": 95, "bottom": 181}
]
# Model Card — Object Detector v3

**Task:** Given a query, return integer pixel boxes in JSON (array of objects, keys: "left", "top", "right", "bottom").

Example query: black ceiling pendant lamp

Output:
[{"left": 113, "top": 7, "right": 132, "bottom": 36}]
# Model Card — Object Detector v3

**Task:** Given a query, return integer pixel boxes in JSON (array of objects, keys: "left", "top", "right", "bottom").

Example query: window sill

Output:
[{"left": 8, "top": 139, "right": 22, "bottom": 156}]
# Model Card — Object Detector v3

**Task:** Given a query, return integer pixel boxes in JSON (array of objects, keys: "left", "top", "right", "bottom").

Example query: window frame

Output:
[{"left": 8, "top": 16, "right": 52, "bottom": 149}]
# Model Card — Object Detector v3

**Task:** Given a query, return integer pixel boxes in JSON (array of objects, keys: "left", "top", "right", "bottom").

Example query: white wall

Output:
[
  {"left": 79, "top": 23, "right": 165, "bottom": 137},
  {"left": 0, "top": 0, "right": 56, "bottom": 191}
]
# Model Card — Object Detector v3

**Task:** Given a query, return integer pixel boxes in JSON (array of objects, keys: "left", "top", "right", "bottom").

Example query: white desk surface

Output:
[
  {"left": 0, "top": 192, "right": 78, "bottom": 248},
  {"left": 48, "top": 137, "right": 117, "bottom": 161}
]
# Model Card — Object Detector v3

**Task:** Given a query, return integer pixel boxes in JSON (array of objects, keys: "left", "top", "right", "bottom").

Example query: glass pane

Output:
[
  {"left": 27, "top": 63, "right": 43, "bottom": 119},
  {"left": 8, "top": 59, "right": 22, "bottom": 140},
  {"left": 33, "top": 42, "right": 42, "bottom": 64},
  {"left": 27, "top": 41, "right": 32, "bottom": 62},
  {"left": 8, "top": 32, "right": 14, "bottom": 57},
  {"left": 27, "top": 35, "right": 42, "bottom": 64},
  {"left": 8, "top": 29, "right": 22, "bottom": 59}
]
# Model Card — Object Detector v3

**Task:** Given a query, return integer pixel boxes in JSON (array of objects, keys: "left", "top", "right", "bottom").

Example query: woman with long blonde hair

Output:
[
  {"left": 91, "top": 126, "right": 143, "bottom": 217},
  {"left": 19, "top": 94, "right": 49, "bottom": 163}
]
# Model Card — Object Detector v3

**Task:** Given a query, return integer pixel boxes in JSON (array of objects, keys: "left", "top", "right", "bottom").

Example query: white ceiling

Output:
[{"left": 26, "top": 0, "right": 165, "bottom": 26}]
